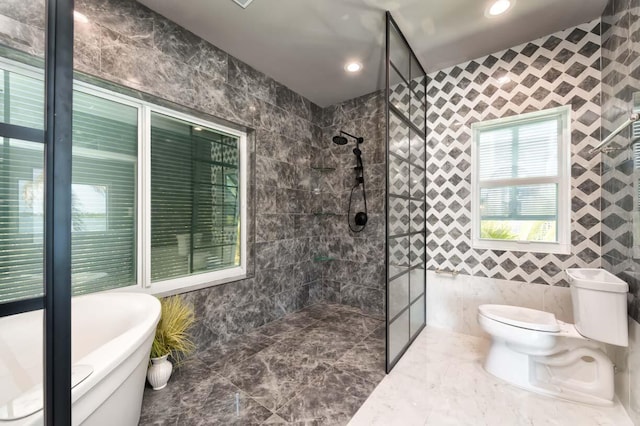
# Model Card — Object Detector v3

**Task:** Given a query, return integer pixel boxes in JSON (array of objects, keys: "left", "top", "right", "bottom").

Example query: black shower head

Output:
[
  {"left": 332, "top": 135, "right": 348, "bottom": 145},
  {"left": 333, "top": 130, "right": 363, "bottom": 146}
]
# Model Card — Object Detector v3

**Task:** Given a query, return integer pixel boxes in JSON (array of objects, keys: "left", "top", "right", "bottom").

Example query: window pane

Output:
[
  {"left": 0, "top": 69, "right": 45, "bottom": 130},
  {"left": 71, "top": 90, "right": 138, "bottom": 294},
  {"left": 0, "top": 62, "right": 45, "bottom": 303},
  {"left": 151, "top": 113, "right": 241, "bottom": 282},
  {"left": 480, "top": 184, "right": 557, "bottom": 242},
  {"left": 517, "top": 120, "right": 558, "bottom": 177},
  {"left": 0, "top": 139, "right": 44, "bottom": 303},
  {"left": 478, "top": 118, "right": 558, "bottom": 181}
]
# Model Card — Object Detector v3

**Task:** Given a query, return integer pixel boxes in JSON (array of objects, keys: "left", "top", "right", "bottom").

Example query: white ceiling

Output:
[{"left": 139, "top": 0, "right": 608, "bottom": 107}]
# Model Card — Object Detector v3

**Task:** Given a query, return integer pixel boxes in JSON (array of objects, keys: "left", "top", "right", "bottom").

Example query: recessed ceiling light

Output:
[
  {"left": 487, "top": 0, "right": 512, "bottom": 16},
  {"left": 193, "top": 127, "right": 203, "bottom": 131},
  {"left": 344, "top": 62, "right": 363, "bottom": 73},
  {"left": 497, "top": 75, "right": 511, "bottom": 85},
  {"left": 73, "top": 11, "right": 89, "bottom": 24}
]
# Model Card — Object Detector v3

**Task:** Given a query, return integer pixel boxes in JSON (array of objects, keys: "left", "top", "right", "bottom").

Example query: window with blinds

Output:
[
  {"left": 471, "top": 106, "right": 571, "bottom": 254},
  {"left": 150, "top": 112, "right": 241, "bottom": 283},
  {"left": 0, "top": 58, "right": 247, "bottom": 303}
]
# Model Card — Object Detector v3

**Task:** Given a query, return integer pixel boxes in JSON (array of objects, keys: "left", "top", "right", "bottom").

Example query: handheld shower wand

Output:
[{"left": 332, "top": 131, "right": 368, "bottom": 232}]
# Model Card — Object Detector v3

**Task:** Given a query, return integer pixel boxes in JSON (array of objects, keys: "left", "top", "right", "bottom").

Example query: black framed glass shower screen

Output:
[
  {"left": 385, "top": 12, "right": 427, "bottom": 372},
  {"left": 0, "top": 0, "right": 75, "bottom": 424}
]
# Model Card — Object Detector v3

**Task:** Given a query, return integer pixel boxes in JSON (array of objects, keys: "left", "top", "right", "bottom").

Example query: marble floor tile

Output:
[
  {"left": 197, "top": 331, "right": 275, "bottom": 375},
  {"left": 276, "top": 366, "right": 377, "bottom": 425},
  {"left": 139, "top": 358, "right": 271, "bottom": 426},
  {"left": 275, "top": 322, "right": 364, "bottom": 364},
  {"left": 176, "top": 390, "right": 272, "bottom": 426},
  {"left": 333, "top": 326, "right": 386, "bottom": 384},
  {"left": 262, "top": 413, "right": 288, "bottom": 424},
  {"left": 223, "top": 342, "right": 329, "bottom": 411},
  {"left": 319, "top": 308, "right": 384, "bottom": 336},
  {"left": 140, "top": 303, "right": 386, "bottom": 425},
  {"left": 349, "top": 326, "right": 633, "bottom": 426},
  {"left": 254, "top": 309, "right": 320, "bottom": 339}
]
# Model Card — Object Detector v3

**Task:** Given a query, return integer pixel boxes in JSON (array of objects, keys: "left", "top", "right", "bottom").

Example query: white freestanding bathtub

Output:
[{"left": 0, "top": 293, "right": 161, "bottom": 425}]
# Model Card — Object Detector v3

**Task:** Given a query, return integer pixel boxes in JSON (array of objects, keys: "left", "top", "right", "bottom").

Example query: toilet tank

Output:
[{"left": 566, "top": 269, "right": 629, "bottom": 347}]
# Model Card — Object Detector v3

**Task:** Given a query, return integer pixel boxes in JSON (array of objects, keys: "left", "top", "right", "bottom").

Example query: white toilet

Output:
[{"left": 478, "top": 268, "right": 629, "bottom": 406}]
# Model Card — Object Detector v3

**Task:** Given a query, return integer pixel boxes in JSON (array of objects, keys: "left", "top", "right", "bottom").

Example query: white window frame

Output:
[
  {"left": 1, "top": 57, "right": 248, "bottom": 297},
  {"left": 471, "top": 106, "right": 571, "bottom": 254}
]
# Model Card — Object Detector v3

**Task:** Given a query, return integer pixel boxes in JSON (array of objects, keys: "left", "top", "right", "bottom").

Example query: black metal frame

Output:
[
  {"left": 385, "top": 11, "right": 428, "bottom": 373},
  {"left": 44, "top": 0, "right": 74, "bottom": 424},
  {"left": 0, "top": 0, "right": 74, "bottom": 424}
]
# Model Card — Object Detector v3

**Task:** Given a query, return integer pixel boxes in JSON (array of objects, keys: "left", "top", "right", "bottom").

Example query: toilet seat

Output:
[{"left": 478, "top": 304, "right": 560, "bottom": 332}]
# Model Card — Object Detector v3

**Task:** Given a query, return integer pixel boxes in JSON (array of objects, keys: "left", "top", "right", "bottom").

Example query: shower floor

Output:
[{"left": 139, "top": 303, "right": 385, "bottom": 425}]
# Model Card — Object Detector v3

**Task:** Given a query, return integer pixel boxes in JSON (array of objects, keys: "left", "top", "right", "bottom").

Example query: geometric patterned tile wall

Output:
[{"left": 426, "top": 19, "right": 602, "bottom": 286}]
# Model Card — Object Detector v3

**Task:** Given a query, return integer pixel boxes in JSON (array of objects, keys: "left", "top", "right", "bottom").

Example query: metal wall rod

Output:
[
  {"left": 435, "top": 268, "right": 459, "bottom": 276},
  {"left": 44, "top": 0, "right": 74, "bottom": 424},
  {"left": 590, "top": 113, "right": 639, "bottom": 153}
]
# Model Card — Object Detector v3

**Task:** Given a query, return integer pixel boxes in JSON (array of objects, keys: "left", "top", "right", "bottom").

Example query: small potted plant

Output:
[{"left": 147, "top": 295, "right": 195, "bottom": 390}]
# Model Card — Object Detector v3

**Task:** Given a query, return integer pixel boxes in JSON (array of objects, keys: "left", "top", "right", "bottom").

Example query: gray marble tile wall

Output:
[
  {"left": 0, "top": 0, "right": 327, "bottom": 349},
  {"left": 313, "top": 91, "right": 387, "bottom": 317},
  {"left": 601, "top": 0, "right": 640, "bottom": 324},
  {"left": 601, "top": 0, "right": 640, "bottom": 422}
]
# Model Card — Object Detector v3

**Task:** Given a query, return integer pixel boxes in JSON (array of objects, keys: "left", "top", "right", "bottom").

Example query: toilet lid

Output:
[{"left": 478, "top": 304, "right": 560, "bottom": 332}]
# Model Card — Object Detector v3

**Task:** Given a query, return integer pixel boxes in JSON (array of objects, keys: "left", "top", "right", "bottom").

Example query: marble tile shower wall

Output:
[
  {"left": 0, "top": 0, "right": 329, "bottom": 348},
  {"left": 314, "top": 91, "right": 387, "bottom": 317},
  {"left": 426, "top": 19, "right": 603, "bottom": 287},
  {"left": 601, "top": 0, "right": 640, "bottom": 422},
  {"left": 601, "top": 0, "right": 640, "bottom": 323}
]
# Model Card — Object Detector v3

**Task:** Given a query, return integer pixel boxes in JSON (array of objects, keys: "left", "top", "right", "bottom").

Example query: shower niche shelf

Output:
[
  {"left": 311, "top": 165, "right": 336, "bottom": 195},
  {"left": 313, "top": 212, "right": 338, "bottom": 217},
  {"left": 313, "top": 256, "right": 335, "bottom": 262}
]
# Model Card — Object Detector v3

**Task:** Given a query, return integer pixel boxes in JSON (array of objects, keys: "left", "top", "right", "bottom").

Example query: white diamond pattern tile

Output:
[{"left": 426, "top": 20, "right": 602, "bottom": 286}]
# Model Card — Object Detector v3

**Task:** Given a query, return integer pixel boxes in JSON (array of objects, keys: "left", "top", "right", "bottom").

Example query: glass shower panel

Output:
[
  {"left": 388, "top": 306, "right": 410, "bottom": 364},
  {"left": 388, "top": 273, "right": 409, "bottom": 319},
  {"left": 390, "top": 66, "right": 410, "bottom": 118},
  {"left": 0, "top": 138, "right": 45, "bottom": 303},
  {"left": 0, "top": 0, "right": 47, "bottom": 421},
  {"left": 410, "top": 299, "right": 425, "bottom": 337},
  {"left": 386, "top": 13, "right": 427, "bottom": 372},
  {"left": 409, "top": 130, "right": 426, "bottom": 168},
  {"left": 389, "top": 198, "right": 410, "bottom": 235},
  {"left": 389, "top": 25, "right": 410, "bottom": 80}
]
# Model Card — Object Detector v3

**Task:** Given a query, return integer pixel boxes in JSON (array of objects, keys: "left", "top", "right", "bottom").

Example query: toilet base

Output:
[{"left": 483, "top": 338, "right": 615, "bottom": 406}]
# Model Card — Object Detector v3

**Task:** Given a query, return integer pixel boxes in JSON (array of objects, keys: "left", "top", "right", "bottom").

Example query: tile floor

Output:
[
  {"left": 139, "top": 303, "right": 385, "bottom": 425},
  {"left": 349, "top": 326, "right": 634, "bottom": 426}
]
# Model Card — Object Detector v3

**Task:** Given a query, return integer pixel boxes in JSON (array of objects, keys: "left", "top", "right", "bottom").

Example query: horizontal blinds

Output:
[
  {"left": 0, "top": 67, "right": 138, "bottom": 302},
  {"left": 480, "top": 184, "right": 557, "bottom": 220},
  {"left": 0, "top": 61, "right": 244, "bottom": 301},
  {"left": 0, "top": 68, "right": 45, "bottom": 303},
  {"left": 150, "top": 113, "right": 240, "bottom": 283},
  {"left": 477, "top": 112, "right": 561, "bottom": 230},
  {"left": 0, "top": 140, "right": 45, "bottom": 302},
  {"left": 0, "top": 69, "right": 45, "bottom": 130},
  {"left": 479, "top": 118, "right": 558, "bottom": 181},
  {"left": 71, "top": 90, "right": 138, "bottom": 294}
]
